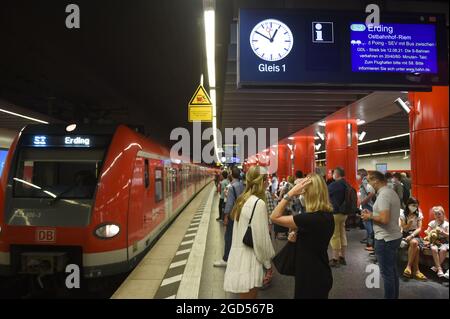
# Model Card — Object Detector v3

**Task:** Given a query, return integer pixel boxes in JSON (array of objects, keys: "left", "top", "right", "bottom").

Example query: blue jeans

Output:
[
  {"left": 362, "top": 204, "right": 374, "bottom": 246},
  {"left": 363, "top": 220, "right": 374, "bottom": 247},
  {"left": 374, "top": 238, "right": 402, "bottom": 299},
  {"left": 223, "top": 218, "right": 233, "bottom": 261}
]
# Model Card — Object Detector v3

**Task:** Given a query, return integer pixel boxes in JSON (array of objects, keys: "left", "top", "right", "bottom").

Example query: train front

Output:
[{"left": 0, "top": 124, "right": 116, "bottom": 279}]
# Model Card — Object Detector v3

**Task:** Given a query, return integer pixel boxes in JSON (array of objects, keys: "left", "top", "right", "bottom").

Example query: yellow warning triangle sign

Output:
[{"left": 188, "top": 85, "right": 212, "bottom": 106}]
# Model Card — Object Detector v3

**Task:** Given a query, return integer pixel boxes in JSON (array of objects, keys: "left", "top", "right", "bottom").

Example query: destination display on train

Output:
[
  {"left": 350, "top": 23, "right": 437, "bottom": 73},
  {"left": 238, "top": 9, "right": 448, "bottom": 90},
  {"left": 21, "top": 135, "right": 111, "bottom": 148}
]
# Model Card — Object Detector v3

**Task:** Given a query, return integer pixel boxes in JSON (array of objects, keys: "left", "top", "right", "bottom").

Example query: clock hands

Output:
[
  {"left": 270, "top": 26, "right": 280, "bottom": 42},
  {"left": 255, "top": 30, "right": 271, "bottom": 42},
  {"left": 255, "top": 26, "right": 281, "bottom": 43}
]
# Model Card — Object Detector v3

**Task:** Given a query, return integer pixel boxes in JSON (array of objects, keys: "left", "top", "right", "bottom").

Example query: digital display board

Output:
[
  {"left": 20, "top": 135, "right": 112, "bottom": 148},
  {"left": 238, "top": 9, "right": 448, "bottom": 90},
  {"left": 0, "top": 149, "right": 8, "bottom": 176},
  {"left": 224, "top": 144, "right": 241, "bottom": 163},
  {"left": 350, "top": 23, "right": 437, "bottom": 73}
]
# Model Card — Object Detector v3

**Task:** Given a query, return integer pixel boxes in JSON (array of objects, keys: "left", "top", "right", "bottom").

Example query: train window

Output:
[
  {"left": 155, "top": 167, "right": 163, "bottom": 202},
  {"left": 13, "top": 148, "right": 104, "bottom": 199},
  {"left": 144, "top": 159, "right": 150, "bottom": 189}
]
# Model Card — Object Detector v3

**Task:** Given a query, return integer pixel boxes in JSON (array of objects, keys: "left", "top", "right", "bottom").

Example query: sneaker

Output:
[
  {"left": 431, "top": 266, "right": 438, "bottom": 273},
  {"left": 329, "top": 259, "right": 340, "bottom": 268},
  {"left": 213, "top": 260, "right": 227, "bottom": 267},
  {"left": 339, "top": 256, "right": 347, "bottom": 266},
  {"left": 444, "top": 270, "right": 449, "bottom": 280},
  {"left": 437, "top": 269, "right": 445, "bottom": 277}
]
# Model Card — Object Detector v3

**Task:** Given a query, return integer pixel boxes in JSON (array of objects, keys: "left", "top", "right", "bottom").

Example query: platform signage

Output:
[
  {"left": 22, "top": 135, "right": 110, "bottom": 148},
  {"left": 188, "top": 85, "right": 212, "bottom": 122},
  {"left": 350, "top": 23, "right": 437, "bottom": 73},
  {"left": 0, "top": 149, "right": 7, "bottom": 175},
  {"left": 238, "top": 9, "right": 448, "bottom": 90}
]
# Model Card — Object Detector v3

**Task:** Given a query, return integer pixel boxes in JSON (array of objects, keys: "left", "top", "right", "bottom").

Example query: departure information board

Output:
[
  {"left": 350, "top": 23, "right": 437, "bottom": 73},
  {"left": 238, "top": 9, "right": 448, "bottom": 90}
]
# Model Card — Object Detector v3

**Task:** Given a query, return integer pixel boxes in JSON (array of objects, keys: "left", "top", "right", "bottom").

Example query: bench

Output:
[{"left": 399, "top": 246, "right": 449, "bottom": 270}]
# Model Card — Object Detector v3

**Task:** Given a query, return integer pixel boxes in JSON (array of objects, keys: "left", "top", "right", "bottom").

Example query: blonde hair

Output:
[
  {"left": 303, "top": 173, "right": 333, "bottom": 213},
  {"left": 431, "top": 206, "right": 447, "bottom": 220},
  {"left": 230, "top": 165, "right": 266, "bottom": 221}
]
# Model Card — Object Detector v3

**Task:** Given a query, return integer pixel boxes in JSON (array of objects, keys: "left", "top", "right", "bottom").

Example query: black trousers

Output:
[{"left": 218, "top": 198, "right": 225, "bottom": 220}]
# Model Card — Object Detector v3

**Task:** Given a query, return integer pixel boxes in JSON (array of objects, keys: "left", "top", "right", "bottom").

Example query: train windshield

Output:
[{"left": 13, "top": 148, "right": 105, "bottom": 199}]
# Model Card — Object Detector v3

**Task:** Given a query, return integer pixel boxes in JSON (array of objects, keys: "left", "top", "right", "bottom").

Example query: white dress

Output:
[{"left": 223, "top": 195, "right": 275, "bottom": 293}]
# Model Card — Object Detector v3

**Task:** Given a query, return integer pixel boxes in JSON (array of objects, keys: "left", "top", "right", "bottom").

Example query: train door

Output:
[
  {"left": 149, "top": 164, "right": 165, "bottom": 232},
  {"left": 127, "top": 157, "right": 145, "bottom": 260},
  {"left": 164, "top": 165, "right": 173, "bottom": 218}
]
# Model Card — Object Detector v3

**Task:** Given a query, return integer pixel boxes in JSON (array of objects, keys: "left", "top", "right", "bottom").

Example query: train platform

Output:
[{"left": 113, "top": 184, "right": 449, "bottom": 299}]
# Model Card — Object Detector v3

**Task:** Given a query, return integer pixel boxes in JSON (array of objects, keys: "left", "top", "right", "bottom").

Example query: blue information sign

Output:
[
  {"left": 350, "top": 23, "right": 437, "bottom": 73},
  {"left": 0, "top": 149, "right": 8, "bottom": 176},
  {"left": 238, "top": 9, "right": 448, "bottom": 90}
]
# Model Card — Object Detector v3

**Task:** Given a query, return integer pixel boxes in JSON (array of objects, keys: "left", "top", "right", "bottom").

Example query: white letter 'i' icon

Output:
[{"left": 315, "top": 23, "right": 323, "bottom": 41}]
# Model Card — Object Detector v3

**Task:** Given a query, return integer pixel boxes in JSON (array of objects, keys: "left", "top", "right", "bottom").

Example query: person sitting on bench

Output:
[
  {"left": 399, "top": 197, "right": 426, "bottom": 280},
  {"left": 425, "top": 206, "right": 449, "bottom": 278}
]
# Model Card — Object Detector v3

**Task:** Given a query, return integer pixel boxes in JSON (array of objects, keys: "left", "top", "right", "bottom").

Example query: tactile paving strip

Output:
[{"left": 153, "top": 204, "right": 207, "bottom": 298}]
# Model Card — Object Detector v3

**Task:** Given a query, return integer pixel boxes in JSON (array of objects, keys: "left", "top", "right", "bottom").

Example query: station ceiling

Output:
[{"left": 0, "top": 0, "right": 447, "bottom": 150}]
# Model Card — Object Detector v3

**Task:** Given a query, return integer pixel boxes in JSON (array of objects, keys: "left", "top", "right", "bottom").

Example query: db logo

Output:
[{"left": 36, "top": 229, "right": 56, "bottom": 243}]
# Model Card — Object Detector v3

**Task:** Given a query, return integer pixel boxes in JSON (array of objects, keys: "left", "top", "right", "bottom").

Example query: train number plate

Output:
[{"left": 35, "top": 229, "right": 56, "bottom": 243}]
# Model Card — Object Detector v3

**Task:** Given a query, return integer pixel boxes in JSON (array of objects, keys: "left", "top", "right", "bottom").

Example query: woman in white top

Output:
[
  {"left": 425, "top": 206, "right": 449, "bottom": 278},
  {"left": 224, "top": 165, "right": 275, "bottom": 299},
  {"left": 399, "top": 197, "right": 426, "bottom": 280}
]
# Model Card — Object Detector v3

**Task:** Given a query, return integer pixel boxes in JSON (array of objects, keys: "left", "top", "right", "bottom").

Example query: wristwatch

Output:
[{"left": 283, "top": 193, "right": 292, "bottom": 202}]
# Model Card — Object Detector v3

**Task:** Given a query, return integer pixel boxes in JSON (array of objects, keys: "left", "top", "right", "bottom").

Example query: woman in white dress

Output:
[{"left": 224, "top": 165, "right": 275, "bottom": 299}]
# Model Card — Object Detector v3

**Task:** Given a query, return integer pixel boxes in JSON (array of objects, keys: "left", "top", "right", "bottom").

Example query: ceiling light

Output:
[
  {"left": 0, "top": 108, "right": 49, "bottom": 124},
  {"left": 358, "top": 154, "right": 372, "bottom": 157},
  {"left": 356, "top": 119, "right": 366, "bottom": 125},
  {"left": 288, "top": 137, "right": 295, "bottom": 140},
  {"left": 314, "top": 136, "right": 320, "bottom": 140},
  {"left": 389, "top": 149, "right": 410, "bottom": 154},
  {"left": 379, "top": 133, "right": 410, "bottom": 141},
  {"left": 394, "top": 98, "right": 411, "bottom": 114},
  {"left": 372, "top": 152, "right": 388, "bottom": 156},
  {"left": 358, "top": 131, "right": 366, "bottom": 141},
  {"left": 315, "top": 143, "right": 321, "bottom": 150},
  {"left": 358, "top": 139, "right": 378, "bottom": 145},
  {"left": 317, "top": 132, "right": 325, "bottom": 141},
  {"left": 66, "top": 124, "right": 76, "bottom": 132}
]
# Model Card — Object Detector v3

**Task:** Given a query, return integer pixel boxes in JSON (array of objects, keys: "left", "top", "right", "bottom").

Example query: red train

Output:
[{"left": 0, "top": 124, "right": 213, "bottom": 278}]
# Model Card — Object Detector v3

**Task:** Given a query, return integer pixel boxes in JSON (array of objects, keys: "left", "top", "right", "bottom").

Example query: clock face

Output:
[{"left": 249, "top": 19, "right": 294, "bottom": 62}]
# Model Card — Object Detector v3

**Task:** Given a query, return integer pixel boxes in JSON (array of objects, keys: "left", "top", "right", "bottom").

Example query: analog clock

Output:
[{"left": 249, "top": 19, "right": 294, "bottom": 62}]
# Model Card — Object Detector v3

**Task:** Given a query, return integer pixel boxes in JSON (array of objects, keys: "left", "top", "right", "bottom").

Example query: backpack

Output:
[{"left": 339, "top": 181, "right": 358, "bottom": 215}]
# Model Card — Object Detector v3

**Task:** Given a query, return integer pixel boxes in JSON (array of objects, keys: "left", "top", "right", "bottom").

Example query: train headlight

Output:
[{"left": 94, "top": 224, "right": 120, "bottom": 239}]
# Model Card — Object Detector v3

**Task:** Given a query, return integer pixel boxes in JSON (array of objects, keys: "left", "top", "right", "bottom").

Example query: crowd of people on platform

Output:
[{"left": 212, "top": 166, "right": 448, "bottom": 299}]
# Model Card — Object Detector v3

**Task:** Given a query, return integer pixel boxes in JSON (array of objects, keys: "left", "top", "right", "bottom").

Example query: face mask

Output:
[{"left": 408, "top": 205, "right": 417, "bottom": 212}]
